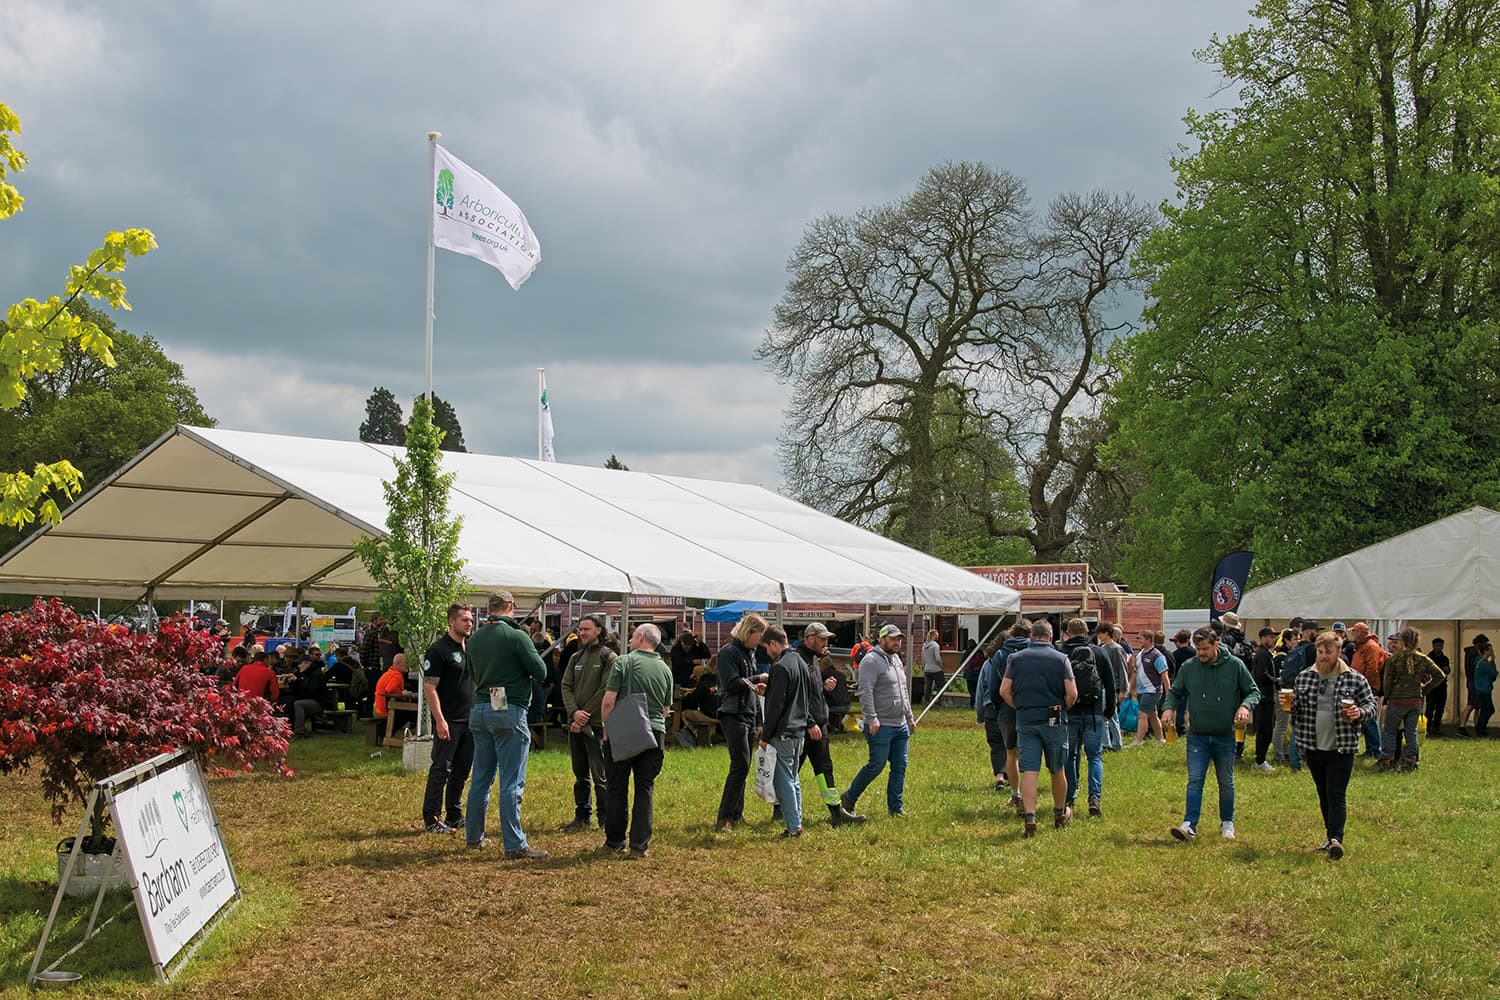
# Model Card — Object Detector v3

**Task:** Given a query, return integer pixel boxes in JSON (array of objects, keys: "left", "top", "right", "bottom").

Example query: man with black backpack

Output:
[{"left": 1057, "top": 618, "right": 1114, "bottom": 818}]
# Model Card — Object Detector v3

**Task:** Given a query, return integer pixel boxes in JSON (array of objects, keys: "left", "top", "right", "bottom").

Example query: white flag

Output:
[
  {"left": 431, "top": 144, "right": 541, "bottom": 291},
  {"left": 540, "top": 379, "right": 556, "bottom": 462}
]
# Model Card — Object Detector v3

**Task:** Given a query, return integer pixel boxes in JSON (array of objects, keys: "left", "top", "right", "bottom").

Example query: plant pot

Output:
[
  {"left": 402, "top": 735, "right": 433, "bottom": 772},
  {"left": 56, "top": 837, "right": 129, "bottom": 897}
]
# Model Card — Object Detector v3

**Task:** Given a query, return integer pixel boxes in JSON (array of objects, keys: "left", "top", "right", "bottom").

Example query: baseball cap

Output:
[
  {"left": 1331, "top": 621, "right": 1347, "bottom": 632},
  {"left": 1258, "top": 627, "right": 1275, "bottom": 637},
  {"left": 803, "top": 622, "right": 832, "bottom": 639},
  {"left": 878, "top": 623, "right": 904, "bottom": 639}
]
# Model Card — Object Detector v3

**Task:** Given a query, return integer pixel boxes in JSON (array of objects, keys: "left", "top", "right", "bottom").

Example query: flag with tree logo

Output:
[{"left": 431, "top": 144, "right": 540, "bottom": 290}]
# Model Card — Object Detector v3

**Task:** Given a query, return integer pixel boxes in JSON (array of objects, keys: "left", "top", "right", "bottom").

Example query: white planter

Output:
[
  {"left": 56, "top": 840, "right": 129, "bottom": 897},
  {"left": 402, "top": 735, "right": 433, "bottom": 772}
]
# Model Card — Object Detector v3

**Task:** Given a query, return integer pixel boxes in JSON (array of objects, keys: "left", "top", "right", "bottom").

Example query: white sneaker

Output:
[
  {"left": 1170, "top": 821, "right": 1196, "bottom": 841},
  {"left": 1127, "top": 740, "right": 1145, "bottom": 748},
  {"left": 1255, "top": 761, "right": 1275, "bottom": 772},
  {"left": 1221, "top": 821, "right": 1236, "bottom": 840}
]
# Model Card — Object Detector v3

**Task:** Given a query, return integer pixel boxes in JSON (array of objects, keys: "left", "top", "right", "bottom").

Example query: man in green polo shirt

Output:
[
  {"left": 599, "top": 623, "right": 673, "bottom": 859},
  {"left": 464, "top": 590, "right": 549, "bottom": 859}
]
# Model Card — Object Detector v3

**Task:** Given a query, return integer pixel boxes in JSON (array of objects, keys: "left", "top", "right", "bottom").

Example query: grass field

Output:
[{"left": 2, "top": 708, "right": 1498, "bottom": 999}]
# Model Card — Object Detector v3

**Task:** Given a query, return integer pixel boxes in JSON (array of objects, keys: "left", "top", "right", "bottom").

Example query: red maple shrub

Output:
[{"left": 0, "top": 599, "right": 291, "bottom": 840}]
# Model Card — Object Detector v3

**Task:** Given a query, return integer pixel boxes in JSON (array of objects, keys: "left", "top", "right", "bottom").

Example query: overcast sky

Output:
[{"left": 1, "top": 0, "right": 1251, "bottom": 487}]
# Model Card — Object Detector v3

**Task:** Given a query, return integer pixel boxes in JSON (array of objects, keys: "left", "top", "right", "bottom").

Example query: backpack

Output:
[{"left": 1066, "top": 642, "right": 1103, "bottom": 711}]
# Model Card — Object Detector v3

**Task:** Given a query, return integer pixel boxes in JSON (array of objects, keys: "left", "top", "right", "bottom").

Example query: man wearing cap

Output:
[
  {"left": 795, "top": 623, "right": 865, "bottom": 827},
  {"left": 465, "top": 590, "right": 550, "bottom": 859},
  {"left": 1347, "top": 622, "right": 1387, "bottom": 758},
  {"left": 1332, "top": 622, "right": 1355, "bottom": 662},
  {"left": 1425, "top": 638, "right": 1450, "bottom": 737},
  {"left": 1250, "top": 627, "right": 1279, "bottom": 770},
  {"left": 842, "top": 624, "right": 917, "bottom": 819}
]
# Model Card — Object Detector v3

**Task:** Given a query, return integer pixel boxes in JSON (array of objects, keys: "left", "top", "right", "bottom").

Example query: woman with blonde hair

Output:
[
  {"left": 1288, "top": 631, "right": 1378, "bottom": 860},
  {"left": 714, "top": 613, "right": 769, "bottom": 832}
]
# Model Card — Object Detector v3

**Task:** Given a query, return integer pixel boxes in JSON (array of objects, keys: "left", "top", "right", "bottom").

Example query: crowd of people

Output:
[{"left": 208, "top": 597, "right": 1496, "bottom": 864}]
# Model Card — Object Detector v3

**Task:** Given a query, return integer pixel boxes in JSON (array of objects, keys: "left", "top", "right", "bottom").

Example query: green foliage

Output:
[
  {"left": 435, "top": 168, "right": 454, "bottom": 213},
  {"left": 1109, "top": 1, "right": 1500, "bottom": 604},
  {"left": 358, "top": 386, "right": 405, "bottom": 445},
  {"left": 0, "top": 304, "right": 213, "bottom": 551},
  {"left": 0, "top": 102, "right": 157, "bottom": 530},
  {"left": 604, "top": 453, "right": 628, "bottom": 471},
  {"left": 427, "top": 393, "right": 467, "bottom": 453},
  {"left": 354, "top": 397, "right": 468, "bottom": 734}
]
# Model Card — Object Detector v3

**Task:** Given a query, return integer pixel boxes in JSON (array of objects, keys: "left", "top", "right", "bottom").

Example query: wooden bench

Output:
[{"left": 323, "top": 709, "right": 358, "bottom": 733}]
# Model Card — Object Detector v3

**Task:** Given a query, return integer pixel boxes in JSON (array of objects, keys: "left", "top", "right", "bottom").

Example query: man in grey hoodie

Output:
[{"left": 841, "top": 624, "right": 918, "bottom": 818}]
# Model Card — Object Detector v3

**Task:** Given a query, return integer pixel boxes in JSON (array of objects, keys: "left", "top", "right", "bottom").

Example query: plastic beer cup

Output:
[
  {"left": 1279, "top": 687, "right": 1294, "bottom": 711},
  {"left": 1164, "top": 725, "right": 1176, "bottom": 745}
]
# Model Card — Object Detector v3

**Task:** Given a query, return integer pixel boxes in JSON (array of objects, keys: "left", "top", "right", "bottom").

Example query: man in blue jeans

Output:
[
  {"left": 465, "top": 590, "right": 550, "bottom": 860},
  {"left": 759, "top": 625, "right": 820, "bottom": 838},
  {"left": 1161, "top": 627, "right": 1259, "bottom": 841},
  {"left": 843, "top": 624, "right": 917, "bottom": 818},
  {"left": 1058, "top": 618, "right": 1113, "bottom": 818},
  {"left": 1000, "top": 620, "right": 1078, "bottom": 838}
]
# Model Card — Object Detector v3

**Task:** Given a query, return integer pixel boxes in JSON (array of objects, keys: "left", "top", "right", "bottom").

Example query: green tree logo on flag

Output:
[{"left": 435, "top": 168, "right": 454, "bottom": 216}]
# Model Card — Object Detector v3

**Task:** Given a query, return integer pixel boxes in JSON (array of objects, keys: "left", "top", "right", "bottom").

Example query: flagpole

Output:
[
  {"left": 424, "top": 130, "right": 441, "bottom": 402},
  {"left": 537, "top": 368, "right": 545, "bottom": 460}
]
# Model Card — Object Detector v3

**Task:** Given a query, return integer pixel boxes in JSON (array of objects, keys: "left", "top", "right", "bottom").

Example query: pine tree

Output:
[
  {"left": 604, "top": 454, "right": 628, "bottom": 471},
  {"left": 428, "top": 394, "right": 467, "bottom": 452},
  {"left": 358, "top": 387, "right": 405, "bottom": 445}
]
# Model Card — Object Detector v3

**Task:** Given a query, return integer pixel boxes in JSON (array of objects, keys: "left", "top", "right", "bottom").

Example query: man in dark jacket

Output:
[
  {"left": 1276, "top": 622, "right": 1320, "bottom": 772},
  {"left": 1250, "top": 628, "right": 1278, "bottom": 770},
  {"left": 760, "top": 625, "right": 821, "bottom": 838},
  {"left": 714, "top": 613, "right": 769, "bottom": 833},
  {"left": 1057, "top": 618, "right": 1114, "bottom": 818},
  {"left": 792, "top": 623, "right": 864, "bottom": 827},
  {"left": 978, "top": 622, "right": 1030, "bottom": 812}
]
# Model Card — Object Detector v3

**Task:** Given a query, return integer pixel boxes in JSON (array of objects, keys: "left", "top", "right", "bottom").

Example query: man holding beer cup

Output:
[{"left": 1288, "top": 631, "right": 1379, "bottom": 860}]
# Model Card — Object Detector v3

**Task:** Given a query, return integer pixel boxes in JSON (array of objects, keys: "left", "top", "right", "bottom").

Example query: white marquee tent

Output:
[
  {"left": 1238, "top": 506, "right": 1500, "bottom": 622},
  {"left": 0, "top": 426, "right": 1022, "bottom": 614}
]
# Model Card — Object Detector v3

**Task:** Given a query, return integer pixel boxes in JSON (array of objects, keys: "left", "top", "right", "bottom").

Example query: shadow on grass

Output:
[{"left": 0, "top": 874, "right": 157, "bottom": 987}]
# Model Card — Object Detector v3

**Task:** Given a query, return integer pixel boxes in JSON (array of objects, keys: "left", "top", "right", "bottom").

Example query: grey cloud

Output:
[{"left": 2, "top": 0, "right": 1252, "bottom": 483}]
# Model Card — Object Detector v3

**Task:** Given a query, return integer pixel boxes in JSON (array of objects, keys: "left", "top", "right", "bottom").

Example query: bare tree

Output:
[
  {"left": 761, "top": 167, "right": 1155, "bottom": 561},
  {"left": 758, "top": 162, "right": 1034, "bottom": 552},
  {"left": 988, "top": 191, "right": 1158, "bottom": 561}
]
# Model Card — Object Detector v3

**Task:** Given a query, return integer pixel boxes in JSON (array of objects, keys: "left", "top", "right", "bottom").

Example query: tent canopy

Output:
[
  {"left": 1238, "top": 506, "right": 1500, "bottom": 621},
  {"left": 0, "top": 426, "right": 1022, "bottom": 612},
  {"left": 702, "top": 601, "right": 770, "bottom": 623}
]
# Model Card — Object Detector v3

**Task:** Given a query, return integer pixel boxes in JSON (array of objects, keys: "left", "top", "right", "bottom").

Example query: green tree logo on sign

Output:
[{"left": 435, "top": 168, "right": 454, "bottom": 216}]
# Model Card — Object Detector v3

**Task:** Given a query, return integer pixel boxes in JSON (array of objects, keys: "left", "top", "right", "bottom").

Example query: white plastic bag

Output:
[{"left": 753, "top": 743, "right": 778, "bottom": 803}]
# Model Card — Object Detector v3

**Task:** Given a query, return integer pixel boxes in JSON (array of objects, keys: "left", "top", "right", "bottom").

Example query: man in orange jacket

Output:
[{"left": 1347, "top": 623, "right": 1386, "bottom": 757}]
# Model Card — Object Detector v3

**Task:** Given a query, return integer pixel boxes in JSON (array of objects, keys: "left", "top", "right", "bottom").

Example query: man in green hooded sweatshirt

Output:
[{"left": 1161, "top": 627, "right": 1259, "bottom": 842}]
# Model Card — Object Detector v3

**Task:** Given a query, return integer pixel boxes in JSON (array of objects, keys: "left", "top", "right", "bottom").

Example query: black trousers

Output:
[
  {"left": 716, "top": 716, "right": 755, "bottom": 823},
  {"left": 799, "top": 729, "right": 835, "bottom": 783},
  {"left": 604, "top": 732, "right": 665, "bottom": 851},
  {"left": 1425, "top": 685, "right": 1446, "bottom": 734},
  {"left": 569, "top": 726, "right": 608, "bottom": 824},
  {"left": 984, "top": 717, "right": 1009, "bottom": 776},
  {"left": 1304, "top": 748, "right": 1355, "bottom": 842},
  {"left": 1253, "top": 689, "right": 1275, "bottom": 764},
  {"left": 422, "top": 720, "right": 473, "bottom": 825}
]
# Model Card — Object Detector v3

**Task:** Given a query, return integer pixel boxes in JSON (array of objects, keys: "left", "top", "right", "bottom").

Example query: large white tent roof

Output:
[
  {"left": 0, "top": 426, "right": 1021, "bottom": 612},
  {"left": 1238, "top": 506, "right": 1500, "bottom": 621}
]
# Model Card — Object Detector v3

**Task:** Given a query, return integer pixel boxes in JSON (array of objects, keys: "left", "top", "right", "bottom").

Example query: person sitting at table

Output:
[
  {"left": 217, "top": 644, "right": 250, "bottom": 686},
  {"left": 679, "top": 661, "right": 720, "bottom": 745},
  {"left": 280, "top": 653, "right": 328, "bottom": 737},
  {"left": 374, "top": 653, "right": 417, "bottom": 738},
  {"left": 234, "top": 649, "right": 280, "bottom": 703},
  {"left": 821, "top": 656, "right": 853, "bottom": 732}
]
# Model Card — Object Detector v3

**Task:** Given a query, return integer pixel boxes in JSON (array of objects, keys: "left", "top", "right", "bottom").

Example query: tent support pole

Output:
[
  {"left": 145, "top": 587, "right": 156, "bottom": 633},
  {"left": 620, "top": 593, "right": 631, "bottom": 646},
  {"left": 294, "top": 589, "right": 303, "bottom": 644}
]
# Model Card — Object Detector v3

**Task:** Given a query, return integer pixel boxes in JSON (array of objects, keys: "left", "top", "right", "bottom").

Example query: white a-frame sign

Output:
[{"left": 29, "top": 748, "right": 241, "bottom": 984}]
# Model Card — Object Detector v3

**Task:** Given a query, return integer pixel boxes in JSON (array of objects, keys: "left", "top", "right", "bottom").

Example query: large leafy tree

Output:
[
  {"left": 0, "top": 103, "right": 156, "bottom": 529},
  {"left": 1109, "top": 0, "right": 1500, "bottom": 604},
  {"left": 358, "top": 386, "right": 405, "bottom": 445}
]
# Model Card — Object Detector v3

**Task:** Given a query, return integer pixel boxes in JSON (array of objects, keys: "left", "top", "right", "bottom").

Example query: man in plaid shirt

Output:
[{"left": 1289, "top": 631, "right": 1379, "bottom": 860}]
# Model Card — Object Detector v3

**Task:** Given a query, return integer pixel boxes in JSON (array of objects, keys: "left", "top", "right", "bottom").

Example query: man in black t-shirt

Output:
[{"left": 421, "top": 604, "right": 476, "bottom": 833}]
